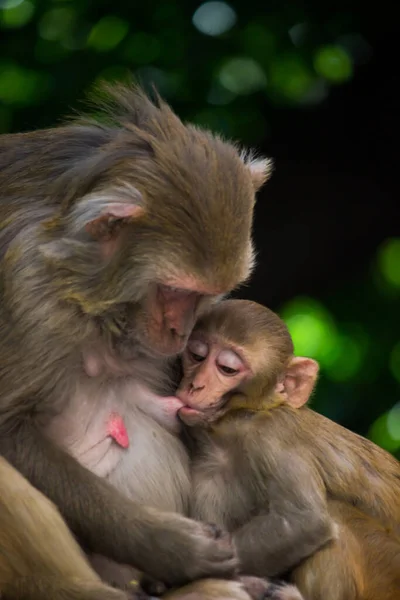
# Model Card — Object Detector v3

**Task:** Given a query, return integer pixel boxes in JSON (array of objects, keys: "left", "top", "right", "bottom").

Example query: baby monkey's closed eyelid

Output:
[
  {"left": 187, "top": 338, "right": 209, "bottom": 358},
  {"left": 217, "top": 349, "right": 244, "bottom": 371}
]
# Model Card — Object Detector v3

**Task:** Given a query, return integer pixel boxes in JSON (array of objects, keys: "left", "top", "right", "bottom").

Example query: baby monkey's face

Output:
[{"left": 176, "top": 332, "right": 251, "bottom": 425}]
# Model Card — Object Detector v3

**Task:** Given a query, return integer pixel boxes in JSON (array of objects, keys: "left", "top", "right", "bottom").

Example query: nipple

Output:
[{"left": 107, "top": 413, "right": 129, "bottom": 449}]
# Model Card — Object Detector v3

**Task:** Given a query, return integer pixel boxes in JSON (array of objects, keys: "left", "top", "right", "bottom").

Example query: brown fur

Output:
[
  {"left": 0, "top": 456, "right": 300, "bottom": 600},
  {"left": 293, "top": 500, "right": 400, "bottom": 600},
  {"left": 180, "top": 299, "right": 400, "bottom": 600},
  {"left": 0, "top": 457, "right": 129, "bottom": 600},
  {"left": 0, "top": 84, "right": 272, "bottom": 596}
]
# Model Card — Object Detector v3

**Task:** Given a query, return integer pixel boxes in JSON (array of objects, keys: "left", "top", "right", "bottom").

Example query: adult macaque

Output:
[
  {"left": 0, "top": 83, "right": 273, "bottom": 596},
  {"left": 177, "top": 299, "right": 400, "bottom": 600}
]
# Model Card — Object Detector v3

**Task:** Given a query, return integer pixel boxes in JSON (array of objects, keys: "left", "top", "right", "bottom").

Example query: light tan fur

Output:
[{"left": 0, "top": 457, "right": 128, "bottom": 600}]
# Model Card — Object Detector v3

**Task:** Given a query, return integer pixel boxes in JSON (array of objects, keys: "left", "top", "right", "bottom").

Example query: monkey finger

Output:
[
  {"left": 244, "top": 580, "right": 304, "bottom": 600},
  {"left": 124, "top": 592, "right": 156, "bottom": 600},
  {"left": 204, "top": 522, "right": 225, "bottom": 539},
  {"left": 202, "top": 523, "right": 235, "bottom": 553},
  {"left": 209, "top": 533, "right": 237, "bottom": 559},
  {"left": 122, "top": 583, "right": 156, "bottom": 600},
  {"left": 202, "top": 555, "right": 239, "bottom": 579},
  {"left": 139, "top": 575, "right": 168, "bottom": 597},
  {"left": 238, "top": 576, "right": 275, "bottom": 600},
  {"left": 205, "top": 538, "right": 237, "bottom": 561}
]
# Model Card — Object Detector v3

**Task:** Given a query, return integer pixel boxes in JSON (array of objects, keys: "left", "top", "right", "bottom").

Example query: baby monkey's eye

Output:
[
  {"left": 217, "top": 349, "right": 244, "bottom": 377},
  {"left": 187, "top": 339, "right": 208, "bottom": 363},
  {"left": 218, "top": 365, "right": 239, "bottom": 376},
  {"left": 189, "top": 351, "right": 206, "bottom": 363}
]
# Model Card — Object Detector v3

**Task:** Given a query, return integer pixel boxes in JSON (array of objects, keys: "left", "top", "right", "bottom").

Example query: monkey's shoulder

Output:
[
  {"left": 212, "top": 406, "right": 307, "bottom": 466},
  {"left": 219, "top": 404, "right": 307, "bottom": 443}
]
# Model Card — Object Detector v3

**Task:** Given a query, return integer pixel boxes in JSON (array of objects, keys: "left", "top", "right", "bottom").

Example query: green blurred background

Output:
[{"left": 1, "top": 0, "right": 399, "bottom": 456}]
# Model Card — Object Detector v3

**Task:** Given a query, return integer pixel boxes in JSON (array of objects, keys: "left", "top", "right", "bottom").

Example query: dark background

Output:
[{"left": 1, "top": 0, "right": 399, "bottom": 456}]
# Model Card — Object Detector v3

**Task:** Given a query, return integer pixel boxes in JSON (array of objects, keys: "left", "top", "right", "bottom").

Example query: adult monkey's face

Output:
[{"left": 39, "top": 84, "right": 273, "bottom": 358}]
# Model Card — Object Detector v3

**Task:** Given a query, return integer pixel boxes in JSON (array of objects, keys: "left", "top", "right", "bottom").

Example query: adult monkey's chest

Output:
[
  {"left": 44, "top": 379, "right": 191, "bottom": 513},
  {"left": 108, "top": 406, "right": 191, "bottom": 513}
]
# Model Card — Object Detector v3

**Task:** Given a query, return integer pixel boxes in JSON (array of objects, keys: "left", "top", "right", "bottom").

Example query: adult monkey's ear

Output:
[
  {"left": 278, "top": 357, "right": 319, "bottom": 408},
  {"left": 243, "top": 155, "right": 274, "bottom": 192},
  {"left": 79, "top": 184, "right": 146, "bottom": 242},
  {"left": 39, "top": 183, "right": 146, "bottom": 263}
]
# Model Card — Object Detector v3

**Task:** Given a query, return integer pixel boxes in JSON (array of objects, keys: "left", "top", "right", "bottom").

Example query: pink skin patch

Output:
[
  {"left": 84, "top": 353, "right": 102, "bottom": 378},
  {"left": 159, "top": 395, "right": 186, "bottom": 413},
  {"left": 107, "top": 413, "right": 129, "bottom": 449}
]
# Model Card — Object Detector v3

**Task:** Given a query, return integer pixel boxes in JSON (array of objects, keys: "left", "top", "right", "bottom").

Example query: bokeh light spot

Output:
[
  {"left": 324, "top": 333, "right": 364, "bottom": 382},
  {"left": 241, "top": 23, "right": 276, "bottom": 59},
  {"left": 269, "top": 56, "right": 314, "bottom": 101},
  {"left": 288, "top": 23, "right": 308, "bottom": 47},
  {"left": 192, "top": 1, "right": 236, "bottom": 37},
  {"left": 280, "top": 297, "right": 339, "bottom": 367},
  {"left": 0, "top": 0, "right": 33, "bottom": 28},
  {"left": 192, "top": 107, "right": 235, "bottom": 137},
  {"left": 134, "top": 66, "right": 174, "bottom": 96},
  {"left": 313, "top": 45, "right": 353, "bottom": 83},
  {"left": 377, "top": 238, "right": 400, "bottom": 289},
  {"left": 369, "top": 404, "right": 400, "bottom": 453},
  {"left": 0, "top": 0, "right": 23, "bottom": 8},
  {"left": 389, "top": 342, "right": 400, "bottom": 384},
  {"left": 299, "top": 79, "right": 329, "bottom": 106},
  {"left": 122, "top": 33, "right": 161, "bottom": 64},
  {"left": 93, "top": 65, "right": 131, "bottom": 87},
  {"left": 207, "top": 81, "right": 236, "bottom": 105},
  {"left": 38, "top": 7, "right": 76, "bottom": 41},
  {"left": 87, "top": 16, "right": 129, "bottom": 52},
  {"left": 218, "top": 57, "right": 267, "bottom": 95},
  {"left": 35, "top": 38, "right": 71, "bottom": 63},
  {"left": 387, "top": 403, "right": 400, "bottom": 441},
  {"left": 0, "top": 62, "right": 52, "bottom": 106},
  {"left": 336, "top": 33, "right": 373, "bottom": 65}
]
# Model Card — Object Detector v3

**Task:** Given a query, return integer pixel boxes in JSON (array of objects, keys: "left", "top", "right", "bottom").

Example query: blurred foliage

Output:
[
  {"left": 280, "top": 237, "right": 400, "bottom": 458},
  {"left": 0, "top": 0, "right": 398, "bottom": 456},
  {"left": 0, "top": 0, "right": 373, "bottom": 141}
]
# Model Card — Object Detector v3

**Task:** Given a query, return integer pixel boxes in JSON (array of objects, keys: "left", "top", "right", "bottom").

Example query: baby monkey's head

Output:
[{"left": 176, "top": 299, "right": 318, "bottom": 426}]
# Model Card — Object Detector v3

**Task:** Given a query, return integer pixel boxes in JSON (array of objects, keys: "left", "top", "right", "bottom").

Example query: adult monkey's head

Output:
[{"left": 40, "top": 84, "right": 272, "bottom": 359}]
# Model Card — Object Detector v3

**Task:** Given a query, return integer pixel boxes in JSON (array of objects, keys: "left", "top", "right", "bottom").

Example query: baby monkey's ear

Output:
[{"left": 279, "top": 357, "right": 319, "bottom": 408}]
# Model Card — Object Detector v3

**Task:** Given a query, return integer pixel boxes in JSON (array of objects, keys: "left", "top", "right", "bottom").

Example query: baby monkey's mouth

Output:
[
  {"left": 177, "top": 405, "right": 206, "bottom": 427},
  {"left": 176, "top": 389, "right": 238, "bottom": 427},
  {"left": 177, "top": 402, "right": 224, "bottom": 428},
  {"left": 178, "top": 405, "right": 203, "bottom": 417}
]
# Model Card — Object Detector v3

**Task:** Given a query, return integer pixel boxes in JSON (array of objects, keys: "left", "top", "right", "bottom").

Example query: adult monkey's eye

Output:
[{"left": 187, "top": 339, "right": 208, "bottom": 363}]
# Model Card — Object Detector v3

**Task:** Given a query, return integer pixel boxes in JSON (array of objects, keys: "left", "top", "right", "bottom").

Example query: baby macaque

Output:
[
  {"left": 47, "top": 358, "right": 303, "bottom": 600},
  {"left": 176, "top": 299, "right": 400, "bottom": 600}
]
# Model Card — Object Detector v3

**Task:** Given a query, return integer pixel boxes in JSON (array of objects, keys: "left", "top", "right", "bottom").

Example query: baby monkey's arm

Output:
[{"left": 233, "top": 451, "right": 335, "bottom": 578}]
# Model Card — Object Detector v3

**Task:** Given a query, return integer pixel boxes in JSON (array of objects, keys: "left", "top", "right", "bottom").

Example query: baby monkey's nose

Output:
[{"left": 189, "top": 382, "right": 205, "bottom": 393}]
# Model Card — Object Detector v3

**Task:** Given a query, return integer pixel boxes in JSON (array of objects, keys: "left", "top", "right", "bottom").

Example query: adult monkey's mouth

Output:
[{"left": 141, "top": 283, "right": 201, "bottom": 356}]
